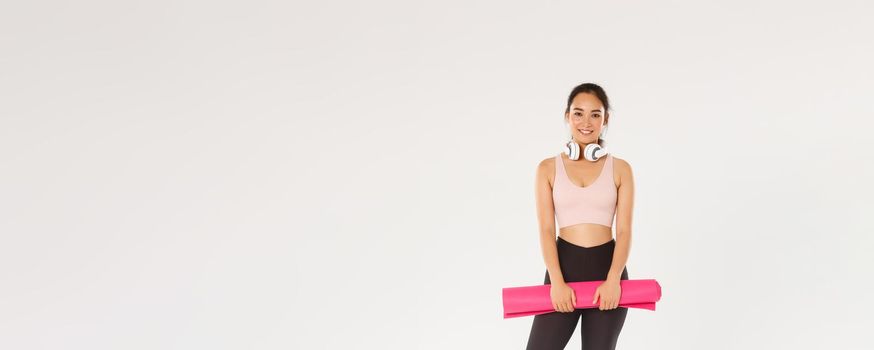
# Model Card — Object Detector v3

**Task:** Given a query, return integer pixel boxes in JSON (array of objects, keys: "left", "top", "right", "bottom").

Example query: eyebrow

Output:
[{"left": 572, "top": 108, "right": 603, "bottom": 112}]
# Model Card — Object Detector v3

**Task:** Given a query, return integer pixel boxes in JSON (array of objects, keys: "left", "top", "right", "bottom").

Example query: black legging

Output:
[{"left": 526, "top": 236, "right": 629, "bottom": 350}]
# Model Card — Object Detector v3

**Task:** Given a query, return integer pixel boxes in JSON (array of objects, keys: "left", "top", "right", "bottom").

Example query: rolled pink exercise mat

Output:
[{"left": 502, "top": 279, "right": 662, "bottom": 319}]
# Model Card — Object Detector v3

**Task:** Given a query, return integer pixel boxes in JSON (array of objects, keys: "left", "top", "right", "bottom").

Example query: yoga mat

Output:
[{"left": 502, "top": 279, "right": 661, "bottom": 319}]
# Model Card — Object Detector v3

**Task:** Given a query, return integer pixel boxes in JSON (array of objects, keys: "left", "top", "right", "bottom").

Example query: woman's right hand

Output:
[{"left": 550, "top": 282, "right": 577, "bottom": 313}]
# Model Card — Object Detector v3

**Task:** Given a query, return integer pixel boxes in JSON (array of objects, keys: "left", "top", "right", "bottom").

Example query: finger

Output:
[
  {"left": 571, "top": 291, "right": 577, "bottom": 308},
  {"left": 592, "top": 290, "right": 599, "bottom": 305}
]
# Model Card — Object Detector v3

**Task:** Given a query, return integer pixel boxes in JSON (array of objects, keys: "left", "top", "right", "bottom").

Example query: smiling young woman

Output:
[{"left": 526, "top": 83, "right": 636, "bottom": 350}]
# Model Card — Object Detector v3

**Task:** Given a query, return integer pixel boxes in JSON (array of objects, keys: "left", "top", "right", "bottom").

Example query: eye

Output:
[
  {"left": 574, "top": 112, "right": 582, "bottom": 116},
  {"left": 592, "top": 114, "right": 601, "bottom": 118}
]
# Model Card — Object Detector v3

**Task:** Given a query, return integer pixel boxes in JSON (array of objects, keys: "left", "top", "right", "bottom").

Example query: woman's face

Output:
[{"left": 565, "top": 92, "right": 607, "bottom": 144}]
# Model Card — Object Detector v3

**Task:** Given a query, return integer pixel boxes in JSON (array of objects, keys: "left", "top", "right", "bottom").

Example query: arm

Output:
[
  {"left": 534, "top": 159, "right": 565, "bottom": 285},
  {"left": 607, "top": 158, "right": 635, "bottom": 282}
]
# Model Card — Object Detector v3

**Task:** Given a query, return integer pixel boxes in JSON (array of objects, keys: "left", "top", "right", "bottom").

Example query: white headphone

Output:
[{"left": 564, "top": 141, "right": 608, "bottom": 162}]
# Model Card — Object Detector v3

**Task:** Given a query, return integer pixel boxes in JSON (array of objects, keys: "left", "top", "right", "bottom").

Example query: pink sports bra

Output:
[{"left": 552, "top": 152, "right": 618, "bottom": 229}]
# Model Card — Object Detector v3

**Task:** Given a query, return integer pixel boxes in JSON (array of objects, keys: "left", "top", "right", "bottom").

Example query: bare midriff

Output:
[{"left": 558, "top": 223, "right": 613, "bottom": 248}]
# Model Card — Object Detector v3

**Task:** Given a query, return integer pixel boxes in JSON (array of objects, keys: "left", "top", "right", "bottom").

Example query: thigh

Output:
[
  {"left": 526, "top": 310, "right": 581, "bottom": 350},
  {"left": 526, "top": 269, "right": 581, "bottom": 349},
  {"left": 579, "top": 268, "right": 630, "bottom": 350},
  {"left": 580, "top": 306, "right": 627, "bottom": 350}
]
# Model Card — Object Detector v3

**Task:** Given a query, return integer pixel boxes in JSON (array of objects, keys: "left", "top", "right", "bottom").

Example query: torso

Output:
[{"left": 552, "top": 153, "right": 618, "bottom": 248}]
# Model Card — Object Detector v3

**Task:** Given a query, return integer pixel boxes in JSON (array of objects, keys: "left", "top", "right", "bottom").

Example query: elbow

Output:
[
  {"left": 539, "top": 227, "right": 556, "bottom": 239},
  {"left": 615, "top": 227, "right": 631, "bottom": 240}
]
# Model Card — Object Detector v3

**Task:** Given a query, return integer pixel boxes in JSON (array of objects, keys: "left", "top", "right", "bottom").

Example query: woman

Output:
[{"left": 526, "top": 83, "right": 635, "bottom": 350}]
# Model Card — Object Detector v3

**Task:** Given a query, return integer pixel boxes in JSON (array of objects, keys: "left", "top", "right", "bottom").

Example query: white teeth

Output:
[{"left": 579, "top": 129, "right": 592, "bottom": 134}]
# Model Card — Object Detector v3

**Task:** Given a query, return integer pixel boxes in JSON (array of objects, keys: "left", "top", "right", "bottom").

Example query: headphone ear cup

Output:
[
  {"left": 569, "top": 141, "right": 580, "bottom": 160},
  {"left": 583, "top": 143, "right": 596, "bottom": 161},
  {"left": 583, "top": 143, "right": 608, "bottom": 161}
]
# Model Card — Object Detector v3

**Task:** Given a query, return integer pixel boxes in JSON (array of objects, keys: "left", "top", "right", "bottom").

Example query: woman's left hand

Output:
[{"left": 592, "top": 279, "right": 622, "bottom": 310}]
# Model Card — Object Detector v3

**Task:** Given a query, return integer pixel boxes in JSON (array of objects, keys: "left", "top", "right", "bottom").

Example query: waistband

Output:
[{"left": 557, "top": 236, "right": 616, "bottom": 253}]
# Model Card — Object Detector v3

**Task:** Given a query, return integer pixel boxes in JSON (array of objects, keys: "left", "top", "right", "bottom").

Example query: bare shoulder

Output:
[
  {"left": 611, "top": 155, "right": 635, "bottom": 185},
  {"left": 538, "top": 155, "right": 555, "bottom": 170},
  {"left": 537, "top": 155, "right": 556, "bottom": 183},
  {"left": 612, "top": 155, "right": 633, "bottom": 173}
]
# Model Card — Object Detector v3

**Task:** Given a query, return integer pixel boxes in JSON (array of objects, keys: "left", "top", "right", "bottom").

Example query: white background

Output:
[{"left": 2, "top": 1, "right": 873, "bottom": 349}]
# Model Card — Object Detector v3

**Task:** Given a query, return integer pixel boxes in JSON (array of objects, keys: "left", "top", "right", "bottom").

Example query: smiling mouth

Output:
[{"left": 578, "top": 129, "right": 593, "bottom": 135}]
